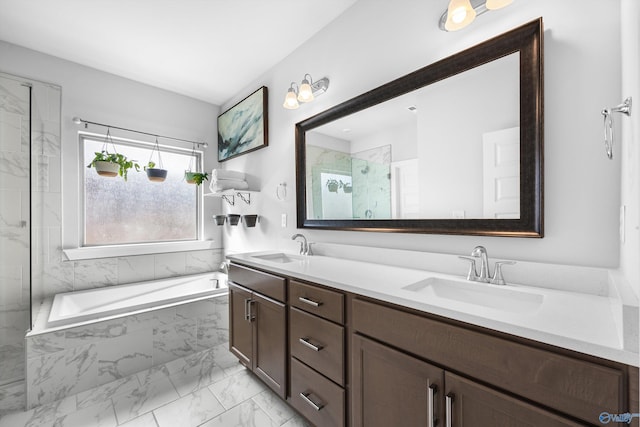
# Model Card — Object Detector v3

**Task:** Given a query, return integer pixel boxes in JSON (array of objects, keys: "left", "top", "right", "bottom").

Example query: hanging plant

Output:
[
  {"left": 184, "top": 143, "right": 208, "bottom": 186},
  {"left": 144, "top": 137, "right": 168, "bottom": 182},
  {"left": 341, "top": 181, "right": 353, "bottom": 193},
  {"left": 185, "top": 171, "right": 209, "bottom": 185},
  {"left": 86, "top": 129, "right": 139, "bottom": 181},
  {"left": 326, "top": 178, "right": 339, "bottom": 193}
]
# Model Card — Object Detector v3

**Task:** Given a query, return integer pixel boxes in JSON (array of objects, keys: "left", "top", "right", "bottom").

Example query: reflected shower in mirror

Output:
[{"left": 306, "top": 53, "right": 519, "bottom": 221}]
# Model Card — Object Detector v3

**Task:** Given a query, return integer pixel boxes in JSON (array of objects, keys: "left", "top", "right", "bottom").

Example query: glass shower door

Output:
[{"left": 0, "top": 74, "right": 31, "bottom": 387}]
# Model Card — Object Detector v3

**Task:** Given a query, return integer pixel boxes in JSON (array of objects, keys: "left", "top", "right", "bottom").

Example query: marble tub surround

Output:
[
  {"left": 227, "top": 250, "right": 639, "bottom": 366},
  {"left": 25, "top": 295, "right": 229, "bottom": 409},
  {"left": 0, "top": 344, "right": 310, "bottom": 427},
  {"left": 31, "top": 249, "right": 225, "bottom": 302}
]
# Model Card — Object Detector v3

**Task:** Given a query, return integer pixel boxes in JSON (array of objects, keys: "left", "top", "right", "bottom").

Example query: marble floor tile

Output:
[
  {"left": 0, "top": 394, "right": 75, "bottom": 427},
  {"left": 50, "top": 401, "right": 116, "bottom": 427},
  {"left": 251, "top": 389, "right": 299, "bottom": 426},
  {"left": 199, "top": 400, "right": 277, "bottom": 427},
  {"left": 112, "top": 375, "right": 179, "bottom": 425},
  {"left": 207, "top": 370, "right": 267, "bottom": 411},
  {"left": 152, "top": 387, "right": 224, "bottom": 427},
  {"left": 1, "top": 346, "right": 314, "bottom": 427},
  {"left": 116, "top": 412, "right": 158, "bottom": 427}
]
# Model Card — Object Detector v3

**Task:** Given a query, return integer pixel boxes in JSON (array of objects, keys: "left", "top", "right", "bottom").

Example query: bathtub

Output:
[
  {"left": 27, "top": 271, "right": 230, "bottom": 409},
  {"left": 47, "top": 271, "right": 228, "bottom": 328}
]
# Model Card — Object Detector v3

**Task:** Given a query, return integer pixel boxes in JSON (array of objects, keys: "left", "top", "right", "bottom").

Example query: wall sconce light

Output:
[
  {"left": 439, "top": 0, "right": 513, "bottom": 32},
  {"left": 282, "top": 74, "right": 330, "bottom": 109}
]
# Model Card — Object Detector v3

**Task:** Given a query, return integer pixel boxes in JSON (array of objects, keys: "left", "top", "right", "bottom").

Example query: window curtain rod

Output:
[{"left": 72, "top": 117, "right": 209, "bottom": 148}]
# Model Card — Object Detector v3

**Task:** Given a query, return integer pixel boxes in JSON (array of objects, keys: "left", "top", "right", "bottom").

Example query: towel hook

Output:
[{"left": 601, "top": 97, "right": 632, "bottom": 159}]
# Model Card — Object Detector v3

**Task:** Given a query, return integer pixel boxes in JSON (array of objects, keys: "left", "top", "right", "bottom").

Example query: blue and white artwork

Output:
[{"left": 217, "top": 86, "right": 268, "bottom": 162}]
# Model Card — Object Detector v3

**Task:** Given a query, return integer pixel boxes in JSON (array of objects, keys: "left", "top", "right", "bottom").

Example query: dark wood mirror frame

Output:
[{"left": 295, "top": 19, "right": 543, "bottom": 237}]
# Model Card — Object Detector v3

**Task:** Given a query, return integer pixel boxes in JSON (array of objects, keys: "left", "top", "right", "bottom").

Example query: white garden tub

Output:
[{"left": 47, "top": 272, "right": 227, "bottom": 328}]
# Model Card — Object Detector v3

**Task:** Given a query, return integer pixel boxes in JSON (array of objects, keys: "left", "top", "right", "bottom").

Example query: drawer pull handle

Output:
[
  {"left": 446, "top": 393, "right": 454, "bottom": 427},
  {"left": 299, "top": 337, "right": 324, "bottom": 352},
  {"left": 298, "top": 296, "right": 322, "bottom": 307},
  {"left": 428, "top": 384, "right": 437, "bottom": 427},
  {"left": 299, "top": 392, "right": 324, "bottom": 411}
]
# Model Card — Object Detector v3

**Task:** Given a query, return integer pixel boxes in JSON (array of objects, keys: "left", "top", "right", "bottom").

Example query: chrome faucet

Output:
[
  {"left": 459, "top": 246, "right": 515, "bottom": 285},
  {"left": 218, "top": 260, "right": 229, "bottom": 274},
  {"left": 471, "top": 246, "right": 490, "bottom": 282},
  {"left": 291, "top": 233, "right": 313, "bottom": 256}
]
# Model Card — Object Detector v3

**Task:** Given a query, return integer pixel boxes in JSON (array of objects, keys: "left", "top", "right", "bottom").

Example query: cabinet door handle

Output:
[
  {"left": 298, "top": 296, "right": 322, "bottom": 307},
  {"left": 248, "top": 300, "right": 256, "bottom": 321},
  {"left": 446, "top": 393, "right": 455, "bottom": 427},
  {"left": 298, "top": 337, "right": 324, "bottom": 351},
  {"left": 299, "top": 392, "right": 324, "bottom": 411},
  {"left": 428, "top": 384, "right": 437, "bottom": 427},
  {"left": 244, "top": 298, "right": 251, "bottom": 321}
]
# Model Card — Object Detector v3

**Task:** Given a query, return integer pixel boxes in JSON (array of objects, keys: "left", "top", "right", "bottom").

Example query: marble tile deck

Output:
[{"left": 0, "top": 344, "right": 310, "bottom": 427}]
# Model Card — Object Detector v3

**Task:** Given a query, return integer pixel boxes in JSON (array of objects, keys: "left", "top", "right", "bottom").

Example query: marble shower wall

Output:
[{"left": 25, "top": 295, "right": 229, "bottom": 409}]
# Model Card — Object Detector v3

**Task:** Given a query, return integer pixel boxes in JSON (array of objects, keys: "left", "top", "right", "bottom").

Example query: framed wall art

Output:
[{"left": 217, "top": 86, "right": 268, "bottom": 162}]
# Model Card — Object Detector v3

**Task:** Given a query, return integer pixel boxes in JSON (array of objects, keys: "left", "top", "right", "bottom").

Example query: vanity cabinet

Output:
[
  {"left": 288, "top": 279, "right": 346, "bottom": 427},
  {"left": 352, "top": 334, "right": 581, "bottom": 426},
  {"left": 228, "top": 264, "right": 287, "bottom": 399},
  {"left": 351, "top": 298, "right": 630, "bottom": 427},
  {"left": 228, "top": 260, "right": 638, "bottom": 427}
]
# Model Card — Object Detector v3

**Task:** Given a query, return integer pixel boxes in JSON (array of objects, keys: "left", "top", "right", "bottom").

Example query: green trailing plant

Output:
[
  {"left": 185, "top": 171, "right": 209, "bottom": 185},
  {"left": 144, "top": 161, "right": 156, "bottom": 170},
  {"left": 87, "top": 150, "right": 140, "bottom": 181}
]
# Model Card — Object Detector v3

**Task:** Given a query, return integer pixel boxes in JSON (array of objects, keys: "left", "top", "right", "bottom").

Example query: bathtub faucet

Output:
[{"left": 218, "top": 260, "right": 229, "bottom": 274}]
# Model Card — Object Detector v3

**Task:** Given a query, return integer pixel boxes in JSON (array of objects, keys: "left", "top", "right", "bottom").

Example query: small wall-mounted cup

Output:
[
  {"left": 243, "top": 214, "right": 258, "bottom": 227},
  {"left": 227, "top": 214, "right": 241, "bottom": 226},
  {"left": 213, "top": 215, "right": 226, "bottom": 226}
]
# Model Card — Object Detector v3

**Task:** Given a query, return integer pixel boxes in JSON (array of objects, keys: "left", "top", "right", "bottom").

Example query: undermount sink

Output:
[
  {"left": 402, "top": 277, "right": 543, "bottom": 312},
  {"left": 251, "top": 253, "right": 304, "bottom": 263}
]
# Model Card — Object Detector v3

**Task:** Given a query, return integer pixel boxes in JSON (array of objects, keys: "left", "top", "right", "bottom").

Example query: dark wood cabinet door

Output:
[
  {"left": 351, "top": 334, "right": 444, "bottom": 427},
  {"left": 444, "top": 372, "right": 585, "bottom": 427},
  {"left": 229, "top": 283, "right": 252, "bottom": 368},
  {"left": 254, "top": 292, "right": 287, "bottom": 399}
]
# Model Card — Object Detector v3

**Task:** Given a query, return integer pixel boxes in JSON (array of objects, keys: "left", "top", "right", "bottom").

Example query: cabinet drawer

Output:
[
  {"left": 290, "top": 357, "right": 345, "bottom": 427},
  {"left": 290, "top": 307, "right": 345, "bottom": 385},
  {"left": 352, "top": 298, "right": 625, "bottom": 425},
  {"left": 229, "top": 263, "right": 286, "bottom": 302},
  {"left": 290, "top": 279, "right": 344, "bottom": 324}
]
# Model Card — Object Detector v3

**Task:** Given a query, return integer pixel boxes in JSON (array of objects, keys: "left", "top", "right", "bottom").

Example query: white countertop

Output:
[{"left": 227, "top": 251, "right": 639, "bottom": 367}]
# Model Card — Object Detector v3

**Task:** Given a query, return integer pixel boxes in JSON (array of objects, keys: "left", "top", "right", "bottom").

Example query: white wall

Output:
[
  {"left": 0, "top": 41, "right": 223, "bottom": 301},
  {"left": 221, "top": 0, "right": 625, "bottom": 272},
  {"left": 620, "top": 0, "right": 640, "bottom": 296}
]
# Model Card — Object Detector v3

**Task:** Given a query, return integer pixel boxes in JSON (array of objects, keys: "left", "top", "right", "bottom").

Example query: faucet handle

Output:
[
  {"left": 459, "top": 256, "right": 479, "bottom": 281},
  {"left": 306, "top": 242, "right": 315, "bottom": 256},
  {"left": 490, "top": 261, "right": 516, "bottom": 285}
]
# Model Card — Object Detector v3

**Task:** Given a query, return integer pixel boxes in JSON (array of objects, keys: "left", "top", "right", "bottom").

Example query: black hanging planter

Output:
[{"left": 145, "top": 137, "right": 168, "bottom": 182}]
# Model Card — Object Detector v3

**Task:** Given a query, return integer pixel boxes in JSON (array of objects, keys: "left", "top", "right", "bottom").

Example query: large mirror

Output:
[{"left": 295, "top": 19, "right": 543, "bottom": 237}]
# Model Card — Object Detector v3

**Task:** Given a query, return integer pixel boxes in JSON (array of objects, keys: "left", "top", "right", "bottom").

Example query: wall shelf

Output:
[{"left": 205, "top": 190, "right": 258, "bottom": 206}]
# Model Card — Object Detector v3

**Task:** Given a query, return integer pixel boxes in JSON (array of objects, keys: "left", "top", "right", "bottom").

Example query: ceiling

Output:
[{"left": 0, "top": 0, "right": 358, "bottom": 105}]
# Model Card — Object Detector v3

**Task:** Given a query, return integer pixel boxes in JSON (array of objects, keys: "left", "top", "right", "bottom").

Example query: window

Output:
[{"left": 81, "top": 133, "right": 202, "bottom": 247}]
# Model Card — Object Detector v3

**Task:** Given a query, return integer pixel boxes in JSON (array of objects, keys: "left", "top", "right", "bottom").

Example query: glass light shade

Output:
[
  {"left": 283, "top": 89, "right": 299, "bottom": 109},
  {"left": 486, "top": 0, "right": 513, "bottom": 10},
  {"left": 297, "top": 79, "right": 314, "bottom": 103},
  {"left": 445, "top": 0, "right": 476, "bottom": 31}
]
